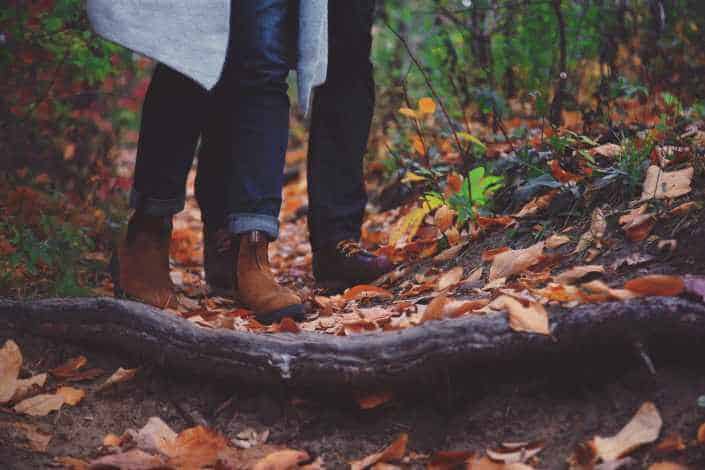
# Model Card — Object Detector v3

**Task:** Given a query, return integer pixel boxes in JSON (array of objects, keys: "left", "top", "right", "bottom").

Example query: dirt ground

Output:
[{"left": 2, "top": 327, "right": 705, "bottom": 469}]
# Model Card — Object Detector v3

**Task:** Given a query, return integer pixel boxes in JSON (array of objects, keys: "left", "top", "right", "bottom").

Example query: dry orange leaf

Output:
[
  {"left": 0, "top": 339, "right": 22, "bottom": 404},
  {"left": 355, "top": 391, "right": 395, "bottom": 410},
  {"left": 56, "top": 386, "right": 85, "bottom": 406},
  {"left": 554, "top": 265, "right": 605, "bottom": 285},
  {"left": 12, "top": 422, "right": 53, "bottom": 453},
  {"left": 514, "top": 190, "right": 558, "bottom": 218},
  {"left": 253, "top": 449, "right": 311, "bottom": 470},
  {"left": 164, "top": 425, "right": 230, "bottom": 468},
  {"left": 428, "top": 450, "right": 476, "bottom": 470},
  {"left": 277, "top": 317, "right": 301, "bottom": 334},
  {"left": 49, "top": 355, "right": 87, "bottom": 379},
  {"left": 697, "top": 422, "right": 705, "bottom": 444},
  {"left": 624, "top": 275, "right": 685, "bottom": 297},
  {"left": 102, "top": 433, "right": 122, "bottom": 447},
  {"left": 434, "top": 205, "right": 456, "bottom": 233},
  {"left": 350, "top": 433, "right": 408, "bottom": 470},
  {"left": 343, "top": 285, "right": 394, "bottom": 302},
  {"left": 648, "top": 463, "right": 690, "bottom": 470},
  {"left": 418, "top": 97, "right": 437, "bottom": 114},
  {"left": 593, "top": 402, "right": 662, "bottom": 462},
  {"left": 654, "top": 434, "right": 686, "bottom": 453},
  {"left": 89, "top": 450, "right": 164, "bottom": 469},
  {"left": 550, "top": 160, "right": 582, "bottom": 182},
  {"left": 483, "top": 246, "right": 511, "bottom": 262},
  {"left": 499, "top": 296, "right": 550, "bottom": 336},
  {"left": 489, "top": 242, "right": 544, "bottom": 281},
  {"left": 421, "top": 295, "right": 449, "bottom": 323},
  {"left": 11, "top": 373, "right": 48, "bottom": 403},
  {"left": 437, "top": 267, "right": 464, "bottom": 291},
  {"left": 96, "top": 367, "right": 138, "bottom": 392}
]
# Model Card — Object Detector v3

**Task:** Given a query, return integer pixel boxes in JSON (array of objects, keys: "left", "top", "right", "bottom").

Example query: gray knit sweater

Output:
[{"left": 87, "top": 0, "right": 328, "bottom": 115}]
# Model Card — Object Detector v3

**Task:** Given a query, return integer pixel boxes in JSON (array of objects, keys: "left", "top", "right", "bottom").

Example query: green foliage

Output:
[
  {"left": 613, "top": 137, "right": 655, "bottom": 199},
  {"left": 448, "top": 167, "right": 504, "bottom": 225}
]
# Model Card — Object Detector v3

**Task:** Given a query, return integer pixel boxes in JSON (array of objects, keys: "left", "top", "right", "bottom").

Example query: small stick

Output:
[{"left": 633, "top": 341, "right": 657, "bottom": 376}]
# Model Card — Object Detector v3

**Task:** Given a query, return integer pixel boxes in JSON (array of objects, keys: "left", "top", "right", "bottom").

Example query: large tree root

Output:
[{"left": 0, "top": 297, "right": 704, "bottom": 388}]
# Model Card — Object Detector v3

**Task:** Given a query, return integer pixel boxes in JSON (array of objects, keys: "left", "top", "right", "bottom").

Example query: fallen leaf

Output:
[
  {"left": 389, "top": 203, "right": 438, "bottom": 246},
  {"left": 343, "top": 285, "right": 394, "bottom": 302},
  {"left": 654, "top": 434, "right": 686, "bottom": 453},
  {"left": 624, "top": 275, "right": 685, "bottom": 297},
  {"left": 164, "top": 425, "right": 229, "bottom": 468},
  {"left": 96, "top": 367, "right": 138, "bottom": 392},
  {"left": 355, "top": 391, "right": 395, "bottom": 410},
  {"left": 593, "top": 401, "right": 662, "bottom": 461},
  {"left": 0, "top": 340, "right": 22, "bottom": 404},
  {"left": 12, "top": 422, "right": 52, "bottom": 452},
  {"left": 253, "top": 449, "right": 310, "bottom": 470},
  {"left": 434, "top": 240, "right": 469, "bottom": 262},
  {"left": 55, "top": 457, "right": 88, "bottom": 470},
  {"left": 697, "top": 422, "right": 705, "bottom": 444},
  {"left": 421, "top": 295, "right": 449, "bottom": 323},
  {"left": 640, "top": 165, "right": 694, "bottom": 201},
  {"left": 11, "top": 373, "right": 47, "bottom": 403},
  {"left": 350, "top": 433, "right": 408, "bottom": 470},
  {"left": 466, "top": 455, "right": 534, "bottom": 469},
  {"left": 437, "top": 267, "right": 464, "bottom": 291},
  {"left": 550, "top": 160, "right": 582, "bottom": 182},
  {"left": 499, "top": 296, "right": 550, "bottom": 335},
  {"left": 444, "top": 299, "right": 489, "bottom": 318},
  {"left": 647, "top": 463, "right": 690, "bottom": 470},
  {"left": 14, "top": 393, "right": 65, "bottom": 416},
  {"left": 555, "top": 265, "right": 605, "bottom": 285},
  {"left": 401, "top": 171, "right": 427, "bottom": 184},
  {"left": 136, "top": 417, "right": 177, "bottom": 455},
  {"left": 418, "top": 97, "right": 436, "bottom": 114},
  {"left": 50, "top": 355, "right": 87, "bottom": 379},
  {"left": 276, "top": 317, "right": 301, "bottom": 334},
  {"left": 486, "top": 441, "right": 544, "bottom": 464},
  {"left": 514, "top": 190, "right": 559, "bottom": 218},
  {"left": 56, "top": 386, "right": 86, "bottom": 406},
  {"left": 483, "top": 246, "right": 511, "bottom": 262},
  {"left": 103, "top": 433, "right": 122, "bottom": 447},
  {"left": 545, "top": 234, "right": 571, "bottom": 249},
  {"left": 580, "top": 280, "right": 638, "bottom": 302},
  {"left": 591, "top": 143, "right": 622, "bottom": 158},
  {"left": 489, "top": 243, "right": 544, "bottom": 281},
  {"left": 434, "top": 205, "right": 456, "bottom": 232},
  {"left": 428, "top": 450, "right": 476, "bottom": 470},
  {"left": 88, "top": 449, "right": 164, "bottom": 469}
]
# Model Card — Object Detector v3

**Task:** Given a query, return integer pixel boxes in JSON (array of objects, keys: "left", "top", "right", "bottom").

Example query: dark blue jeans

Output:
[{"left": 132, "top": 0, "right": 294, "bottom": 238}]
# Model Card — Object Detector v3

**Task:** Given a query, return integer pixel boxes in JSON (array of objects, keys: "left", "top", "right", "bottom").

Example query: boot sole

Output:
[{"left": 255, "top": 303, "right": 306, "bottom": 325}]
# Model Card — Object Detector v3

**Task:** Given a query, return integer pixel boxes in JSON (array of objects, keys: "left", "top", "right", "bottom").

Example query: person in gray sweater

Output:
[{"left": 91, "top": 1, "right": 392, "bottom": 323}]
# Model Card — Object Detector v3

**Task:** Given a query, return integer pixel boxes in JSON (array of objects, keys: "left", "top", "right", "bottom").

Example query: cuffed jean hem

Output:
[
  {"left": 129, "top": 189, "right": 185, "bottom": 217},
  {"left": 227, "top": 213, "right": 280, "bottom": 240}
]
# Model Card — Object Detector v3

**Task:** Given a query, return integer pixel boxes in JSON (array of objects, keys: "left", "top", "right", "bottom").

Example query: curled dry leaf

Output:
[
  {"left": 483, "top": 246, "right": 511, "bottom": 263},
  {"left": 56, "top": 386, "right": 86, "bottom": 406},
  {"left": 350, "top": 433, "right": 408, "bottom": 470},
  {"left": 49, "top": 355, "right": 87, "bottom": 379},
  {"left": 253, "top": 449, "right": 310, "bottom": 470},
  {"left": 343, "top": 285, "right": 393, "bottom": 302},
  {"left": 136, "top": 417, "right": 177, "bottom": 455},
  {"left": 514, "top": 190, "right": 559, "bottom": 218},
  {"left": 164, "top": 425, "right": 230, "bottom": 468},
  {"left": 102, "top": 433, "right": 122, "bottom": 448},
  {"left": 640, "top": 165, "right": 694, "bottom": 201},
  {"left": 593, "top": 401, "right": 662, "bottom": 462},
  {"left": 421, "top": 295, "right": 449, "bottom": 323},
  {"left": 14, "top": 393, "right": 65, "bottom": 417},
  {"left": 591, "top": 143, "right": 622, "bottom": 158},
  {"left": 654, "top": 434, "right": 686, "bottom": 454},
  {"left": 489, "top": 242, "right": 544, "bottom": 281},
  {"left": 486, "top": 441, "right": 544, "bottom": 464},
  {"left": 498, "top": 296, "right": 550, "bottom": 336},
  {"left": 434, "top": 205, "right": 456, "bottom": 233},
  {"left": 0, "top": 339, "right": 22, "bottom": 404},
  {"left": 276, "top": 317, "right": 301, "bottom": 334},
  {"left": 96, "top": 367, "right": 138, "bottom": 392},
  {"left": 88, "top": 449, "right": 164, "bottom": 469},
  {"left": 355, "top": 390, "right": 394, "bottom": 410},
  {"left": 624, "top": 275, "right": 685, "bottom": 297},
  {"left": 555, "top": 265, "right": 605, "bottom": 285},
  {"left": 437, "top": 267, "right": 464, "bottom": 291}
]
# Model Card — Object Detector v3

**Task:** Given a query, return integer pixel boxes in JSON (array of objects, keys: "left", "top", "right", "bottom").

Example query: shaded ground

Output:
[{"left": 2, "top": 328, "right": 705, "bottom": 469}]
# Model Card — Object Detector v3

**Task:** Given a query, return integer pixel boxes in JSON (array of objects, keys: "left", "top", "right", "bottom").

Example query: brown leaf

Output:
[
  {"left": 355, "top": 391, "right": 395, "bottom": 410},
  {"left": 545, "top": 234, "right": 571, "bottom": 249},
  {"left": 55, "top": 456, "right": 89, "bottom": 470},
  {"left": 136, "top": 417, "right": 177, "bottom": 455},
  {"left": 88, "top": 449, "right": 164, "bottom": 470},
  {"left": 0, "top": 340, "right": 22, "bottom": 404},
  {"left": 427, "top": 450, "right": 476, "bottom": 470},
  {"left": 437, "top": 267, "right": 464, "bottom": 291},
  {"left": 466, "top": 455, "right": 535, "bottom": 469},
  {"left": 343, "top": 285, "right": 394, "bottom": 302},
  {"left": 12, "top": 422, "right": 52, "bottom": 452},
  {"left": 624, "top": 275, "right": 685, "bottom": 297},
  {"left": 483, "top": 246, "right": 511, "bottom": 262},
  {"left": 420, "top": 295, "right": 449, "bottom": 323},
  {"left": 489, "top": 243, "right": 544, "bottom": 281},
  {"left": 591, "top": 143, "right": 623, "bottom": 158},
  {"left": 11, "top": 373, "right": 47, "bottom": 403},
  {"left": 697, "top": 422, "right": 705, "bottom": 444},
  {"left": 444, "top": 299, "right": 489, "bottom": 318},
  {"left": 647, "top": 463, "right": 690, "bottom": 470},
  {"left": 555, "top": 265, "right": 605, "bottom": 285},
  {"left": 486, "top": 441, "right": 544, "bottom": 464},
  {"left": 50, "top": 355, "right": 87, "bottom": 379},
  {"left": 103, "top": 433, "right": 122, "bottom": 447},
  {"left": 56, "top": 386, "right": 86, "bottom": 406},
  {"left": 434, "top": 205, "right": 456, "bottom": 233},
  {"left": 163, "top": 425, "right": 229, "bottom": 468},
  {"left": 276, "top": 317, "right": 301, "bottom": 334},
  {"left": 253, "top": 449, "right": 310, "bottom": 470},
  {"left": 350, "top": 433, "right": 408, "bottom": 470},
  {"left": 640, "top": 165, "right": 694, "bottom": 201},
  {"left": 96, "top": 367, "right": 138, "bottom": 392},
  {"left": 593, "top": 402, "right": 662, "bottom": 461},
  {"left": 499, "top": 296, "right": 550, "bottom": 336},
  {"left": 434, "top": 240, "right": 469, "bottom": 262},
  {"left": 654, "top": 434, "right": 686, "bottom": 454},
  {"left": 14, "top": 393, "right": 65, "bottom": 416},
  {"left": 514, "top": 190, "right": 559, "bottom": 218}
]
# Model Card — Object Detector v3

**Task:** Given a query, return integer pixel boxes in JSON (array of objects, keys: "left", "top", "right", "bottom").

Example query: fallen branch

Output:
[{"left": 0, "top": 297, "right": 704, "bottom": 389}]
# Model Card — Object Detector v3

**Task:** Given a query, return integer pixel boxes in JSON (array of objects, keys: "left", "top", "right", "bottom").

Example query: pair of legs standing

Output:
[{"left": 118, "top": 0, "right": 391, "bottom": 321}]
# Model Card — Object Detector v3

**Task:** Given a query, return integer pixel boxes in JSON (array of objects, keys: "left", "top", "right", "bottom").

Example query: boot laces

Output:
[{"left": 336, "top": 239, "right": 365, "bottom": 258}]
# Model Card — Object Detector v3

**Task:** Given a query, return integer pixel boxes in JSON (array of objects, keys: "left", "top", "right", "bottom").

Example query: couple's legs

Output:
[{"left": 133, "top": 0, "right": 293, "bottom": 238}]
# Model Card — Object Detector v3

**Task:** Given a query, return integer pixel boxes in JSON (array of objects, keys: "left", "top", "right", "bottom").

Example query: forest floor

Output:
[{"left": 2, "top": 100, "right": 705, "bottom": 468}]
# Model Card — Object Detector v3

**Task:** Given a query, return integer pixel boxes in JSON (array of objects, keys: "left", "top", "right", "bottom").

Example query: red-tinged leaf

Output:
[
  {"left": 476, "top": 215, "right": 516, "bottom": 230},
  {"left": 276, "top": 317, "right": 301, "bottom": 334},
  {"left": 252, "top": 449, "right": 310, "bottom": 470},
  {"left": 420, "top": 295, "right": 449, "bottom": 323},
  {"left": 654, "top": 434, "right": 686, "bottom": 454},
  {"left": 428, "top": 450, "right": 475, "bottom": 470},
  {"left": 49, "top": 355, "right": 87, "bottom": 379},
  {"left": 624, "top": 275, "right": 685, "bottom": 297},
  {"left": 350, "top": 434, "right": 408, "bottom": 470},
  {"left": 550, "top": 160, "right": 582, "bottom": 183},
  {"left": 354, "top": 391, "right": 394, "bottom": 410},
  {"left": 697, "top": 422, "right": 705, "bottom": 444},
  {"left": 88, "top": 450, "right": 164, "bottom": 469},
  {"left": 446, "top": 173, "right": 463, "bottom": 194},
  {"left": 343, "top": 285, "right": 393, "bottom": 302},
  {"left": 482, "top": 246, "right": 511, "bottom": 262},
  {"left": 437, "top": 267, "right": 464, "bottom": 291}
]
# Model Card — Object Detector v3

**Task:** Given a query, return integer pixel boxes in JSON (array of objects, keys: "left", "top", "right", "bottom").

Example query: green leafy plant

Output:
[{"left": 447, "top": 166, "right": 505, "bottom": 225}]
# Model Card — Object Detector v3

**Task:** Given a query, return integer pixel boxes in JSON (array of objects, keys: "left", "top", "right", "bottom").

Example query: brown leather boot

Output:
[
  {"left": 203, "top": 225, "right": 236, "bottom": 297},
  {"left": 236, "top": 231, "right": 305, "bottom": 324},
  {"left": 113, "top": 212, "right": 176, "bottom": 309}
]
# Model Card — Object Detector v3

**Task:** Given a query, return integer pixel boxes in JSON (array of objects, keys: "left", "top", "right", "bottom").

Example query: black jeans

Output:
[{"left": 132, "top": 0, "right": 294, "bottom": 238}]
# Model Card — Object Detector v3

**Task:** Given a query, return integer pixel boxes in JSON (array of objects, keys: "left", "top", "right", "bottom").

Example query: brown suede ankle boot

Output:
[
  {"left": 236, "top": 231, "right": 305, "bottom": 324},
  {"left": 113, "top": 212, "right": 176, "bottom": 309}
]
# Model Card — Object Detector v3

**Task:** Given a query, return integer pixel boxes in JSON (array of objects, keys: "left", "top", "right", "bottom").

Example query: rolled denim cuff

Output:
[
  {"left": 227, "top": 213, "right": 280, "bottom": 240},
  {"left": 129, "top": 189, "right": 185, "bottom": 216}
]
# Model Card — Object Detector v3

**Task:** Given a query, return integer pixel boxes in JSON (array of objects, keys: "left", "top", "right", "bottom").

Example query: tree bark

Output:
[{"left": 1, "top": 297, "right": 704, "bottom": 389}]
